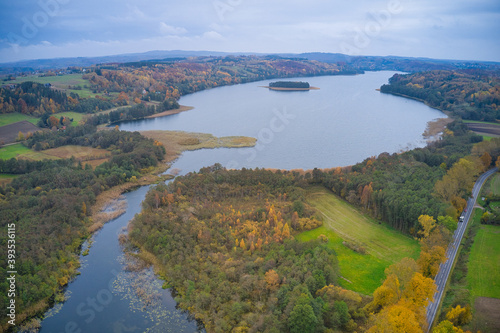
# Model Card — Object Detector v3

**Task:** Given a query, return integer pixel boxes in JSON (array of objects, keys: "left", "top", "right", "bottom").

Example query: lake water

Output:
[
  {"left": 120, "top": 71, "right": 446, "bottom": 170},
  {"left": 40, "top": 71, "right": 445, "bottom": 332}
]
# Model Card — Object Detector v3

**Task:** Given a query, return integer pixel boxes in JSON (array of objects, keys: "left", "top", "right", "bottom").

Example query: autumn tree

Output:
[
  {"left": 361, "top": 182, "right": 374, "bottom": 210},
  {"left": 367, "top": 303, "right": 423, "bottom": 333},
  {"left": 384, "top": 257, "right": 419, "bottom": 291},
  {"left": 418, "top": 215, "right": 436, "bottom": 239},
  {"left": 479, "top": 152, "right": 492, "bottom": 171},
  {"left": 265, "top": 269, "right": 280, "bottom": 291},
  {"left": 418, "top": 245, "right": 446, "bottom": 278},
  {"left": 16, "top": 131, "right": 25, "bottom": 141},
  {"left": 402, "top": 273, "right": 436, "bottom": 308},
  {"left": 445, "top": 305, "right": 472, "bottom": 326}
]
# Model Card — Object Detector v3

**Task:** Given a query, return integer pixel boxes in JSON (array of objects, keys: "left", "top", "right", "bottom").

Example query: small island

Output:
[{"left": 263, "top": 81, "right": 320, "bottom": 91}]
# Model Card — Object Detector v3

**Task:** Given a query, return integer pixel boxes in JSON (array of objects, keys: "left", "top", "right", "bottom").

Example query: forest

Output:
[
  {"left": 129, "top": 163, "right": 471, "bottom": 332},
  {"left": 0, "top": 125, "right": 165, "bottom": 331},
  {"left": 380, "top": 70, "right": 500, "bottom": 121},
  {"left": 82, "top": 56, "right": 359, "bottom": 100},
  {"left": 0, "top": 81, "right": 114, "bottom": 117},
  {"left": 129, "top": 166, "right": 363, "bottom": 332}
]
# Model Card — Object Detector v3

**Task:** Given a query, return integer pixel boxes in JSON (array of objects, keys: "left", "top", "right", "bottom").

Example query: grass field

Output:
[
  {"left": 0, "top": 144, "right": 109, "bottom": 167},
  {"left": 8, "top": 74, "right": 87, "bottom": 88},
  {"left": 0, "top": 144, "right": 39, "bottom": 159},
  {"left": 467, "top": 224, "right": 500, "bottom": 299},
  {"left": 296, "top": 187, "right": 420, "bottom": 295},
  {"left": 43, "top": 145, "right": 110, "bottom": 160},
  {"left": 6, "top": 73, "right": 101, "bottom": 99},
  {"left": 0, "top": 113, "right": 38, "bottom": 126},
  {"left": 489, "top": 174, "right": 500, "bottom": 196},
  {"left": 55, "top": 112, "right": 85, "bottom": 127}
]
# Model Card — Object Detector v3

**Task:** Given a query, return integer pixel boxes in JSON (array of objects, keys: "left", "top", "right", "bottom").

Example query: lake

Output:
[
  {"left": 120, "top": 71, "right": 446, "bottom": 171},
  {"left": 40, "top": 71, "right": 445, "bottom": 332}
]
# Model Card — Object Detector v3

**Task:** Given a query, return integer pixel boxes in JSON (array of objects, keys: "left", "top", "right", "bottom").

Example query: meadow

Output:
[
  {"left": 0, "top": 113, "right": 38, "bottom": 126},
  {"left": 467, "top": 173, "right": 500, "bottom": 299},
  {"left": 6, "top": 73, "right": 105, "bottom": 99},
  {"left": 0, "top": 143, "right": 110, "bottom": 168},
  {"left": 296, "top": 186, "right": 420, "bottom": 294},
  {"left": 467, "top": 224, "right": 500, "bottom": 299}
]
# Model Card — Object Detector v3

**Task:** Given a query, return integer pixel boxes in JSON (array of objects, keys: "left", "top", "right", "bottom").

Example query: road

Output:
[{"left": 425, "top": 167, "right": 498, "bottom": 332}]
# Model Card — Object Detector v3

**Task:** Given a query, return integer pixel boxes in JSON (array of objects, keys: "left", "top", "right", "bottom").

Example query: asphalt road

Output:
[{"left": 425, "top": 167, "right": 498, "bottom": 332}]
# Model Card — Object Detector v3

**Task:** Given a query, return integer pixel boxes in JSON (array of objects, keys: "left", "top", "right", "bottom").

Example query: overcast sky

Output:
[{"left": 0, "top": 0, "right": 499, "bottom": 63}]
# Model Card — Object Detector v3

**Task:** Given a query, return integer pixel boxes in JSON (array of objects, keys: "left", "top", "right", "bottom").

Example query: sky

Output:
[{"left": 0, "top": 0, "right": 499, "bottom": 63}]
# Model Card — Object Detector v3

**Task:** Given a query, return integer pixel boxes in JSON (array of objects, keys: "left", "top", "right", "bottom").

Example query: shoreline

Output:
[{"left": 145, "top": 105, "right": 194, "bottom": 119}]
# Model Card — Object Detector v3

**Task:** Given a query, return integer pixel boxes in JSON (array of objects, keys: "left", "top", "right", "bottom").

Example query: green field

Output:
[
  {"left": 0, "top": 143, "right": 58, "bottom": 161},
  {"left": 296, "top": 187, "right": 420, "bottom": 295},
  {"left": 7, "top": 73, "right": 87, "bottom": 87},
  {"left": 6, "top": 73, "right": 99, "bottom": 99},
  {"left": 490, "top": 174, "right": 500, "bottom": 196},
  {"left": 467, "top": 225, "right": 500, "bottom": 299},
  {"left": 0, "top": 111, "right": 85, "bottom": 130},
  {"left": 0, "top": 113, "right": 38, "bottom": 126},
  {"left": 55, "top": 112, "right": 85, "bottom": 127}
]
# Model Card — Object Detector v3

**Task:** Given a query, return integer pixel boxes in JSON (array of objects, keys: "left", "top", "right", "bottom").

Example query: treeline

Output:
[
  {"left": 129, "top": 166, "right": 373, "bottom": 332},
  {"left": 84, "top": 98, "right": 179, "bottom": 126},
  {"left": 380, "top": 70, "right": 500, "bottom": 121},
  {"left": 0, "top": 81, "right": 70, "bottom": 115},
  {"left": 366, "top": 214, "right": 472, "bottom": 332},
  {"left": 269, "top": 81, "right": 310, "bottom": 88},
  {"left": 0, "top": 81, "right": 116, "bottom": 117},
  {"left": 84, "top": 56, "right": 361, "bottom": 101},
  {"left": 314, "top": 121, "right": 487, "bottom": 234},
  {"left": 0, "top": 126, "right": 165, "bottom": 330}
]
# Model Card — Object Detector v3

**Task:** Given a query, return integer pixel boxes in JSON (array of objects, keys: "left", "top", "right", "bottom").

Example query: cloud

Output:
[
  {"left": 0, "top": 0, "right": 499, "bottom": 62},
  {"left": 159, "top": 23, "right": 188, "bottom": 35},
  {"left": 202, "top": 31, "right": 224, "bottom": 40}
]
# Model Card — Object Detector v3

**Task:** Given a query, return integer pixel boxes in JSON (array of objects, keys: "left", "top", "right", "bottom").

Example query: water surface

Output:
[{"left": 120, "top": 71, "right": 446, "bottom": 170}]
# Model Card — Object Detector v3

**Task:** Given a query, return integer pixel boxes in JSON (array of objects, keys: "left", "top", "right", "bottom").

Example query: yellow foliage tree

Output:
[
  {"left": 367, "top": 303, "right": 423, "bottom": 333},
  {"left": 479, "top": 152, "right": 492, "bottom": 171},
  {"left": 432, "top": 320, "right": 464, "bottom": 333},
  {"left": 418, "top": 245, "right": 446, "bottom": 278},
  {"left": 384, "top": 257, "right": 419, "bottom": 291},
  {"left": 402, "top": 272, "right": 436, "bottom": 308},
  {"left": 445, "top": 305, "right": 472, "bottom": 326},
  {"left": 265, "top": 269, "right": 279, "bottom": 291},
  {"left": 418, "top": 215, "right": 436, "bottom": 239}
]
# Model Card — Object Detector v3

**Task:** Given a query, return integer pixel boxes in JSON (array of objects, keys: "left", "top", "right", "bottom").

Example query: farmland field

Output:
[
  {"left": 6, "top": 73, "right": 100, "bottom": 99},
  {"left": 0, "top": 144, "right": 110, "bottom": 167},
  {"left": 0, "top": 113, "right": 38, "bottom": 126},
  {"left": 0, "top": 143, "right": 58, "bottom": 161},
  {"left": 42, "top": 145, "right": 110, "bottom": 161},
  {"left": 296, "top": 186, "right": 420, "bottom": 294},
  {"left": 467, "top": 224, "right": 500, "bottom": 299},
  {"left": 0, "top": 121, "right": 41, "bottom": 145}
]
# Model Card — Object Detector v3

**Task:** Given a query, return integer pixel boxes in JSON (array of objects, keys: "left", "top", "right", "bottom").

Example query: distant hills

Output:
[{"left": 1, "top": 50, "right": 500, "bottom": 74}]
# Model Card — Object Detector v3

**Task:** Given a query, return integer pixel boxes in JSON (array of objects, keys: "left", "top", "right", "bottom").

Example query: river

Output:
[{"left": 39, "top": 71, "right": 446, "bottom": 332}]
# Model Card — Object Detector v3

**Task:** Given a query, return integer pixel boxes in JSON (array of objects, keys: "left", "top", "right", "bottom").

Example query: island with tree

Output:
[{"left": 264, "top": 81, "right": 319, "bottom": 91}]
